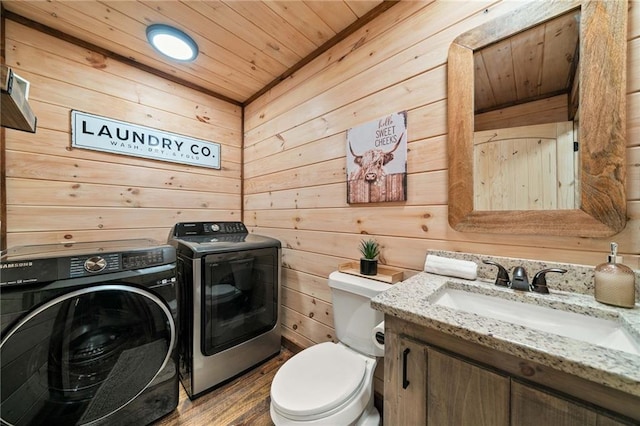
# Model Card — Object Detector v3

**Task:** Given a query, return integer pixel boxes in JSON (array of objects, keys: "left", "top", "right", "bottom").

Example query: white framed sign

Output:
[{"left": 71, "top": 110, "right": 221, "bottom": 169}]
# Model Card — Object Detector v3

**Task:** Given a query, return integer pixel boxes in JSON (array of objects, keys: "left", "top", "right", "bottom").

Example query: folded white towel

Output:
[{"left": 424, "top": 254, "right": 477, "bottom": 280}]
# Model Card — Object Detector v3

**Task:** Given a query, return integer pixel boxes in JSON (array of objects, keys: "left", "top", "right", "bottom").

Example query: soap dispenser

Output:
[{"left": 594, "top": 242, "right": 636, "bottom": 308}]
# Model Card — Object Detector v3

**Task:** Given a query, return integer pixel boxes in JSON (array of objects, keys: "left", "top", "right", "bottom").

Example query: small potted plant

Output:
[{"left": 359, "top": 238, "right": 380, "bottom": 276}]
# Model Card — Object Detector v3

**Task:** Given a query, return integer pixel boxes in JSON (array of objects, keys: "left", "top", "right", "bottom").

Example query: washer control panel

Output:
[
  {"left": 70, "top": 253, "right": 120, "bottom": 277},
  {"left": 1, "top": 245, "right": 175, "bottom": 286},
  {"left": 122, "top": 249, "right": 166, "bottom": 269},
  {"left": 70, "top": 249, "right": 166, "bottom": 277}
]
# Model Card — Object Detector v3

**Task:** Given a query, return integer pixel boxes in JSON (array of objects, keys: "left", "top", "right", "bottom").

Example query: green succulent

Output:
[{"left": 359, "top": 239, "right": 380, "bottom": 260}]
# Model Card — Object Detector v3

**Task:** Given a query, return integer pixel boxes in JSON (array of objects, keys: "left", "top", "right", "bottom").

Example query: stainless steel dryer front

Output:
[{"left": 168, "top": 221, "right": 281, "bottom": 399}]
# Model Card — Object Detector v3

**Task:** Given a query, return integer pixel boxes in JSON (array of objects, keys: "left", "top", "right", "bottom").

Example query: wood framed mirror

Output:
[{"left": 447, "top": 0, "right": 627, "bottom": 237}]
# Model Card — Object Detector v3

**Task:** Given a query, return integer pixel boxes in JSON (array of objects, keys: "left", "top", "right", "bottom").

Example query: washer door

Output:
[{"left": 0, "top": 285, "right": 175, "bottom": 426}]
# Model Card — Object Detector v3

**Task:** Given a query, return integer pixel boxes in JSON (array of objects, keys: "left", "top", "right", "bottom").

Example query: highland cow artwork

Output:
[{"left": 346, "top": 112, "right": 407, "bottom": 203}]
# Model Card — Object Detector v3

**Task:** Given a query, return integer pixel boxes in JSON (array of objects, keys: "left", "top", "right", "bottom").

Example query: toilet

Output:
[{"left": 270, "top": 271, "right": 391, "bottom": 425}]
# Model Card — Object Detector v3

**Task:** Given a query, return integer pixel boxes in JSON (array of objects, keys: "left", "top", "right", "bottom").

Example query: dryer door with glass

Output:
[{"left": 200, "top": 247, "right": 279, "bottom": 356}]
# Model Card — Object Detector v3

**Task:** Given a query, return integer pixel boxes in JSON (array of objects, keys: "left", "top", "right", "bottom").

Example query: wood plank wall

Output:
[
  {"left": 2, "top": 21, "right": 242, "bottom": 248},
  {"left": 242, "top": 0, "right": 640, "bottom": 380}
]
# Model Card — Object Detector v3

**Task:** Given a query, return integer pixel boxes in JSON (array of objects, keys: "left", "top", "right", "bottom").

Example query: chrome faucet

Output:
[{"left": 483, "top": 260, "right": 567, "bottom": 293}]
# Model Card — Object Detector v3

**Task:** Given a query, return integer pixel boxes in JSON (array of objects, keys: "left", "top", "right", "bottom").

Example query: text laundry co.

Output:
[{"left": 71, "top": 110, "right": 221, "bottom": 169}]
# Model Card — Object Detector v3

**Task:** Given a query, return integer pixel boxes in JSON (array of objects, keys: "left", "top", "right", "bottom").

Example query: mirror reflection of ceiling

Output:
[{"left": 473, "top": 10, "right": 580, "bottom": 115}]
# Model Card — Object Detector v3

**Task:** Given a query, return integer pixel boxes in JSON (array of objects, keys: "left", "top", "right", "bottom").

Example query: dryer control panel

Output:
[{"left": 172, "top": 221, "right": 248, "bottom": 237}]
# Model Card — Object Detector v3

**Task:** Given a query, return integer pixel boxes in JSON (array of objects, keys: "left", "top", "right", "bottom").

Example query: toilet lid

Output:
[{"left": 271, "top": 342, "right": 367, "bottom": 418}]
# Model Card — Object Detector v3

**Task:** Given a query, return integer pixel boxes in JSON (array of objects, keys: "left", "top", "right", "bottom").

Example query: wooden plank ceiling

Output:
[{"left": 1, "top": 0, "right": 386, "bottom": 104}]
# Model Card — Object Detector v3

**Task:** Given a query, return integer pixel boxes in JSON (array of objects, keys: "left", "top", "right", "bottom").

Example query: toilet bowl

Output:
[
  {"left": 270, "top": 271, "right": 391, "bottom": 425},
  {"left": 270, "top": 342, "right": 378, "bottom": 425}
]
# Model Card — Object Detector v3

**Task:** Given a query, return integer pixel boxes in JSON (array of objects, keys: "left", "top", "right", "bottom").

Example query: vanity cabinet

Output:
[
  {"left": 384, "top": 316, "right": 637, "bottom": 425},
  {"left": 386, "top": 336, "right": 509, "bottom": 426}
]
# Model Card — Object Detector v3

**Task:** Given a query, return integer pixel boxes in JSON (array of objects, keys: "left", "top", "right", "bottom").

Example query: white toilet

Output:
[{"left": 270, "top": 271, "right": 391, "bottom": 425}]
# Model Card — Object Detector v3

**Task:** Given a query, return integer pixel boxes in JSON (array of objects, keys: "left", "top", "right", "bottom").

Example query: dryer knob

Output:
[{"left": 84, "top": 256, "right": 107, "bottom": 273}]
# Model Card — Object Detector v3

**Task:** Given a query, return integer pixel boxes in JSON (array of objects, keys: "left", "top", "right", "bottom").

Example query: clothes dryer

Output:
[{"left": 169, "top": 221, "right": 281, "bottom": 399}]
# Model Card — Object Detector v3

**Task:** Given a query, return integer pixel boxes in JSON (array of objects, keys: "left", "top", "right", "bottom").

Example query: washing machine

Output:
[
  {"left": 168, "top": 221, "right": 281, "bottom": 399},
  {"left": 0, "top": 239, "right": 179, "bottom": 426}
]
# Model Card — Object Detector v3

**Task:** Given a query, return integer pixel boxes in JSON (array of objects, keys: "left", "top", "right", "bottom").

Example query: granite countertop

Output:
[{"left": 371, "top": 271, "right": 640, "bottom": 397}]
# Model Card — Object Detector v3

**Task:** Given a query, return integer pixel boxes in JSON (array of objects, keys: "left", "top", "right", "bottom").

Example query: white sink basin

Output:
[{"left": 430, "top": 288, "right": 640, "bottom": 356}]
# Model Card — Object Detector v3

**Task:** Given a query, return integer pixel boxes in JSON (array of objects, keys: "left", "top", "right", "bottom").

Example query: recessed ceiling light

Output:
[{"left": 146, "top": 24, "right": 199, "bottom": 62}]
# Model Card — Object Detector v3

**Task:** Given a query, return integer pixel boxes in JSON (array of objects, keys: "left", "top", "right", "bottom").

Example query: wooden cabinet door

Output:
[
  {"left": 427, "top": 348, "right": 510, "bottom": 426},
  {"left": 511, "top": 381, "right": 633, "bottom": 426},
  {"left": 511, "top": 380, "right": 596, "bottom": 426},
  {"left": 384, "top": 335, "right": 427, "bottom": 425}
]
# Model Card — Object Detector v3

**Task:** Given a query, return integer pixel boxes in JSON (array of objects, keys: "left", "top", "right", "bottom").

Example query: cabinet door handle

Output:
[{"left": 402, "top": 348, "right": 411, "bottom": 389}]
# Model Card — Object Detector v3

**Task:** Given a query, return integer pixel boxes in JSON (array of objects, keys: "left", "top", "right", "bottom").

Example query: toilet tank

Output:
[{"left": 328, "top": 271, "right": 391, "bottom": 357}]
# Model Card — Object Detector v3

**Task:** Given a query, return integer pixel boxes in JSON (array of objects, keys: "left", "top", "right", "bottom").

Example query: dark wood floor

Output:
[{"left": 154, "top": 348, "right": 294, "bottom": 426}]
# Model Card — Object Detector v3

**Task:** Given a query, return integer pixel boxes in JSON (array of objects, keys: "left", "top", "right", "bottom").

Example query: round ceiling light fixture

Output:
[{"left": 146, "top": 24, "right": 199, "bottom": 62}]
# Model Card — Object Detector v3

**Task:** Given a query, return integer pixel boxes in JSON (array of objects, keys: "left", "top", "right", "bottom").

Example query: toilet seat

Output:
[{"left": 271, "top": 342, "right": 369, "bottom": 420}]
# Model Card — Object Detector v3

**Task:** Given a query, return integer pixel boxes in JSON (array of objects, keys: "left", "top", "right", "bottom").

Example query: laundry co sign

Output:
[{"left": 71, "top": 110, "right": 221, "bottom": 169}]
